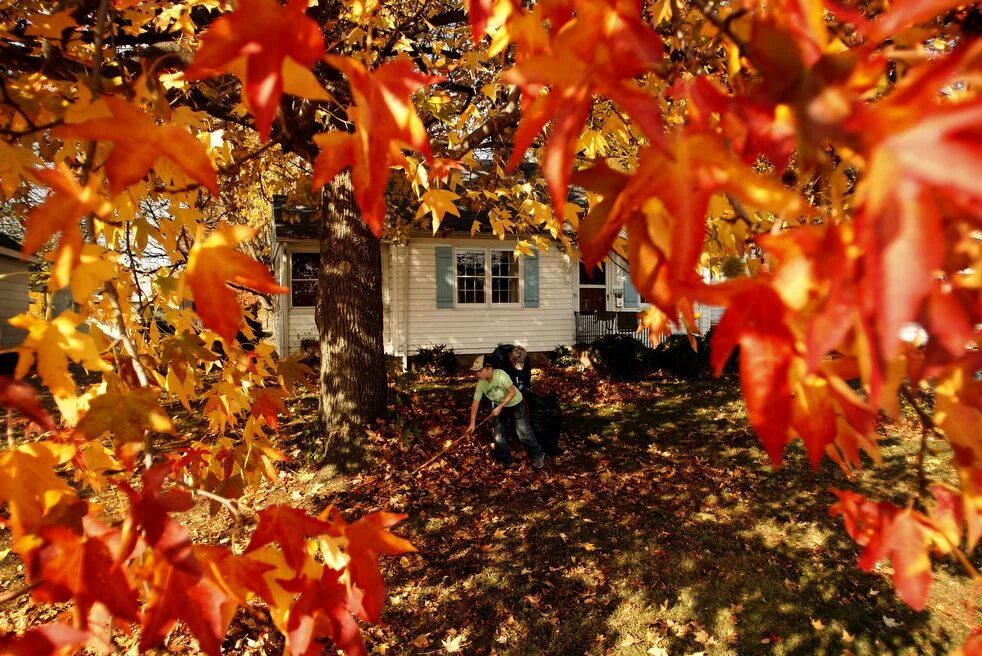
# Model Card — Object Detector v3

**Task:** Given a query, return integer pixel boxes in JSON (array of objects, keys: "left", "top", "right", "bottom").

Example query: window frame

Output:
[
  {"left": 453, "top": 246, "right": 522, "bottom": 308},
  {"left": 289, "top": 251, "right": 319, "bottom": 309}
]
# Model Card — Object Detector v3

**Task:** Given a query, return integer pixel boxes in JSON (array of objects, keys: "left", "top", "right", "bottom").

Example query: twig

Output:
[
  {"left": 0, "top": 581, "right": 39, "bottom": 607},
  {"left": 899, "top": 385, "right": 938, "bottom": 497},
  {"left": 412, "top": 414, "right": 492, "bottom": 474}
]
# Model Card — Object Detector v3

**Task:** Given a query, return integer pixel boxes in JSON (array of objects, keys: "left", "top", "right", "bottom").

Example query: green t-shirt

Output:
[{"left": 474, "top": 369, "right": 522, "bottom": 407}]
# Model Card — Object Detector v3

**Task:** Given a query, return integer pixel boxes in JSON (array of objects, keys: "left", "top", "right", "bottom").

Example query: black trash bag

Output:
[
  {"left": 488, "top": 344, "right": 531, "bottom": 393},
  {"left": 525, "top": 391, "right": 562, "bottom": 456}
]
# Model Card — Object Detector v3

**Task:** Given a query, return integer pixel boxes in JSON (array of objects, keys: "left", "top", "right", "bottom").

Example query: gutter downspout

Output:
[{"left": 402, "top": 240, "right": 410, "bottom": 371}]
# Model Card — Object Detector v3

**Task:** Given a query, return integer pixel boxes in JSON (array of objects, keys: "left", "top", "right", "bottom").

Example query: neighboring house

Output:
[
  {"left": 0, "top": 233, "right": 34, "bottom": 350},
  {"left": 269, "top": 196, "right": 722, "bottom": 362}
]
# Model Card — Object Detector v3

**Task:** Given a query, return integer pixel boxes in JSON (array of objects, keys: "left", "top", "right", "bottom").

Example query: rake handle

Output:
[{"left": 412, "top": 413, "right": 494, "bottom": 475}]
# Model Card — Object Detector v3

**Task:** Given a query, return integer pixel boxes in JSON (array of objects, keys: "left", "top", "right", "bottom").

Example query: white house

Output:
[
  {"left": 268, "top": 198, "right": 722, "bottom": 362},
  {"left": 0, "top": 233, "right": 34, "bottom": 351}
]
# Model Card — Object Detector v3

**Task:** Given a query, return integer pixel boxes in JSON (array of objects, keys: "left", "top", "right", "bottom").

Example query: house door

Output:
[{"left": 578, "top": 262, "right": 606, "bottom": 313}]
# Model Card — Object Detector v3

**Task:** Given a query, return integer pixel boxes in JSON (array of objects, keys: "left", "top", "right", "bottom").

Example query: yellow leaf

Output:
[
  {"left": 77, "top": 388, "right": 175, "bottom": 445},
  {"left": 416, "top": 189, "right": 461, "bottom": 233},
  {"left": 24, "top": 9, "right": 78, "bottom": 38},
  {"left": 8, "top": 312, "right": 111, "bottom": 424},
  {"left": 69, "top": 244, "right": 116, "bottom": 302},
  {"left": 282, "top": 56, "right": 335, "bottom": 102},
  {"left": 0, "top": 140, "right": 41, "bottom": 200},
  {"left": 0, "top": 441, "right": 76, "bottom": 537},
  {"left": 650, "top": 0, "right": 672, "bottom": 24}
]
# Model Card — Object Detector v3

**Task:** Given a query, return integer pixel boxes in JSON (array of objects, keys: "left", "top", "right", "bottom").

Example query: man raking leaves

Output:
[{"left": 467, "top": 355, "right": 545, "bottom": 470}]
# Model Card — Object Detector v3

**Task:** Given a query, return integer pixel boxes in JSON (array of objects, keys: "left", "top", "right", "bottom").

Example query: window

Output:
[
  {"left": 490, "top": 251, "right": 519, "bottom": 303},
  {"left": 291, "top": 253, "right": 319, "bottom": 307},
  {"left": 456, "top": 250, "right": 485, "bottom": 304},
  {"left": 455, "top": 249, "right": 520, "bottom": 305}
]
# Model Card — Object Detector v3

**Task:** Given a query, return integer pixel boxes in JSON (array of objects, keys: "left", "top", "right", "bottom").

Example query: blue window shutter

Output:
[
  {"left": 436, "top": 246, "right": 454, "bottom": 308},
  {"left": 623, "top": 263, "right": 639, "bottom": 308},
  {"left": 524, "top": 251, "right": 539, "bottom": 308}
]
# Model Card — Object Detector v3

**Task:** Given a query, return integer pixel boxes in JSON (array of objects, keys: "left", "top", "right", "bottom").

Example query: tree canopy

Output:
[{"left": 0, "top": 0, "right": 980, "bottom": 653}]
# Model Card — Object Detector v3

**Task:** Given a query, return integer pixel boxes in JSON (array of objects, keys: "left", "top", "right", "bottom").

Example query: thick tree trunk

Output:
[{"left": 313, "top": 171, "right": 387, "bottom": 471}]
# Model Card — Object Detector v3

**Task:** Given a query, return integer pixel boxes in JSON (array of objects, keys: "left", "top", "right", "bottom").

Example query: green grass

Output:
[{"left": 346, "top": 371, "right": 974, "bottom": 655}]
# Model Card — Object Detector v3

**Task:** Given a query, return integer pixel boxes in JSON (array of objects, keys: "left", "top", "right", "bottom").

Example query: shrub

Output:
[
  {"left": 589, "top": 334, "right": 651, "bottom": 380},
  {"left": 413, "top": 344, "right": 457, "bottom": 375},
  {"left": 704, "top": 326, "right": 739, "bottom": 376},
  {"left": 651, "top": 333, "right": 711, "bottom": 379},
  {"left": 549, "top": 344, "right": 579, "bottom": 368}
]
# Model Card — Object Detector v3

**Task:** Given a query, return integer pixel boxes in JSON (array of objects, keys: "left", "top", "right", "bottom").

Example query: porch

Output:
[{"left": 574, "top": 311, "right": 662, "bottom": 349}]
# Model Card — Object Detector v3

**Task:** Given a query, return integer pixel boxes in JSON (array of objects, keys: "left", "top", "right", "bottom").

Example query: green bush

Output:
[
  {"left": 413, "top": 344, "right": 457, "bottom": 375},
  {"left": 589, "top": 334, "right": 651, "bottom": 380},
  {"left": 651, "top": 334, "right": 711, "bottom": 379},
  {"left": 645, "top": 327, "right": 739, "bottom": 380},
  {"left": 549, "top": 344, "right": 579, "bottom": 368}
]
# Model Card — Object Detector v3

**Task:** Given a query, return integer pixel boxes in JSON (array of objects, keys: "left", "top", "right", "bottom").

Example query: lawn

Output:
[
  {"left": 341, "top": 367, "right": 972, "bottom": 655},
  {"left": 0, "top": 366, "right": 974, "bottom": 655}
]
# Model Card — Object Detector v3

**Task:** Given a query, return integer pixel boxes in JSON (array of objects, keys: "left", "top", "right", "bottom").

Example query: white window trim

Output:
[
  {"left": 453, "top": 246, "right": 523, "bottom": 309},
  {"left": 289, "top": 251, "right": 319, "bottom": 309}
]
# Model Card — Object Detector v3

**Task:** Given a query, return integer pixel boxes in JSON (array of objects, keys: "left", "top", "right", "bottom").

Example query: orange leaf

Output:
[
  {"left": 184, "top": 223, "right": 287, "bottom": 344},
  {"left": 140, "top": 552, "right": 238, "bottom": 656},
  {"left": 503, "top": 0, "right": 665, "bottom": 217},
  {"left": 281, "top": 567, "right": 366, "bottom": 656},
  {"left": 30, "top": 520, "right": 140, "bottom": 622},
  {"left": 0, "top": 623, "right": 90, "bottom": 656},
  {"left": 857, "top": 100, "right": 982, "bottom": 360},
  {"left": 183, "top": 0, "right": 325, "bottom": 139},
  {"left": 23, "top": 166, "right": 112, "bottom": 289},
  {"left": 250, "top": 388, "right": 288, "bottom": 430},
  {"left": 323, "top": 507, "right": 416, "bottom": 623},
  {"left": 311, "top": 57, "right": 441, "bottom": 236},
  {"left": 54, "top": 97, "right": 218, "bottom": 195},
  {"left": 246, "top": 505, "right": 333, "bottom": 572},
  {"left": 830, "top": 490, "right": 934, "bottom": 610},
  {"left": 710, "top": 284, "right": 795, "bottom": 467}
]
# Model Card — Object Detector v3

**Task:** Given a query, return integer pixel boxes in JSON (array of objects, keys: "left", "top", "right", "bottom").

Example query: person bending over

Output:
[{"left": 466, "top": 355, "right": 544, "bottom": 469}]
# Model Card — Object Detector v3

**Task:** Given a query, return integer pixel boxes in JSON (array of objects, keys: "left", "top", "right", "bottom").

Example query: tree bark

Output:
[{"left": 313, "top": 170, "right": 387, "bottom": 471}]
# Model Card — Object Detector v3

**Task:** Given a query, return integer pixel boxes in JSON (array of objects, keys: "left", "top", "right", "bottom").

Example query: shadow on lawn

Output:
[{"left": 330, "top": 374, "right": 967, "bottom": 655}]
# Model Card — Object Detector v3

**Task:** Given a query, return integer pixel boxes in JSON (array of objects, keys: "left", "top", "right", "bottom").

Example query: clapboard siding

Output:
[
  {"left": 276, "top": 236, "right": 723, "bottom": 358},
  {"left": 397, "top": 238, "right": 575, "bottom": 355},
  {"left": 0, "top": 255, "right": 30, "bottom": 349}
]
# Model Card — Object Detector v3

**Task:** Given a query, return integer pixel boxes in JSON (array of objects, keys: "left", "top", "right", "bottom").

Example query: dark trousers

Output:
[{"left": 492, "top": 401, "right": 543, "bottom": 466}]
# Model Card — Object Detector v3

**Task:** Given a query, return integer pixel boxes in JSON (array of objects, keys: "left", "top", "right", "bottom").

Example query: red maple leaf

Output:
[
  {"left": 324, "top": 507, "right": 416, "bottom": 622},
  {"left": 281, "top": 567, "right": 366, "bottom": 656},
  {"left": 503, "top": 0, "right": 665, "bottom": 218},
  {"left": 120, "top": 463, "right": 197, "bottom": 572},
  {"left": 140, "top": 554, "right": 238, "bottom": 656},
  {"left": 246, "top": 505, "right": 333, "bottom": 572},
  {"left": 183, "top": 0, "right": 325, "bottom": 139},
  {"left": 830, "top": 490, "right": 935, "bottom": 610},
  {"left": 710, "top": 283, "right": 795, "bottom": 467},
  {"left": 311, "top": 56, "right": 441, "bottom": 236},
  {"left": 30, "top": 521, "right": 140, "bottom": 622},
  {"left": 856, "top": 100, "right": 982, "bottom": 362}
]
